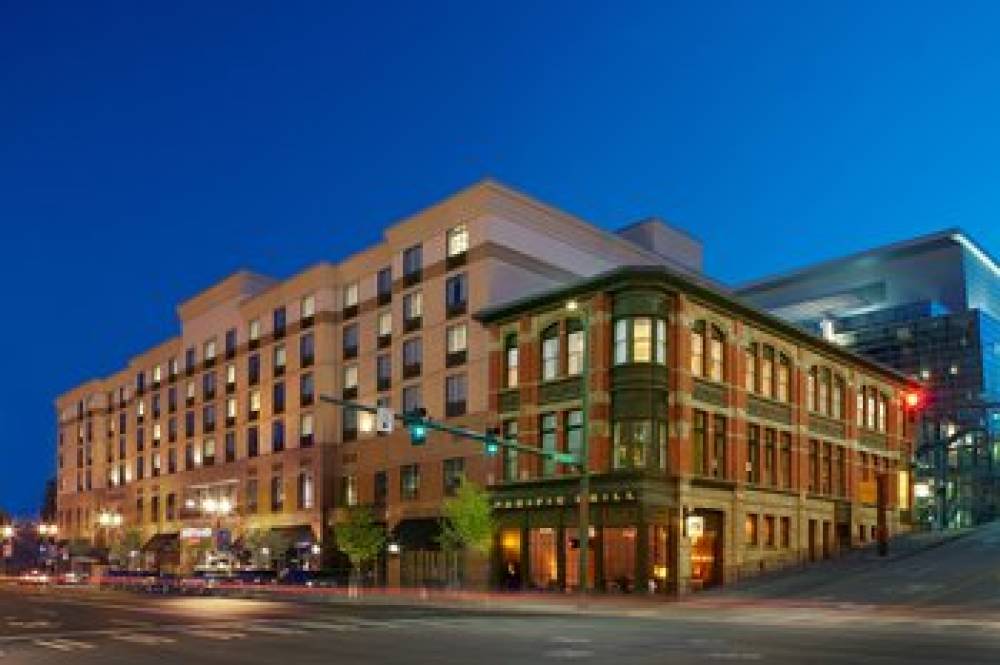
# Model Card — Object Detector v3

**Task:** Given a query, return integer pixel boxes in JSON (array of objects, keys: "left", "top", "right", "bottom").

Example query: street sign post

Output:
[{"left": 376, "top": 407, "right": 395, "bottom": 434}]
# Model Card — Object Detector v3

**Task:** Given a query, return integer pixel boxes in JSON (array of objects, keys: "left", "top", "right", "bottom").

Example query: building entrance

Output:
[{"left": 690, "top": 510, "right": 723, "bottom": 591}]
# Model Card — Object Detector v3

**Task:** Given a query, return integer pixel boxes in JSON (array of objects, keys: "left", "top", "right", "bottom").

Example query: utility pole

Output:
[{"left": 567, "top": 299, "right": 591, "bottom": 596}]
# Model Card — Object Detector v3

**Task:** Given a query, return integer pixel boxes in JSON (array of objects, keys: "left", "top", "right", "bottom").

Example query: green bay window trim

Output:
[{"left": 613, "top": 317, "right": 667, "bottom": 365}]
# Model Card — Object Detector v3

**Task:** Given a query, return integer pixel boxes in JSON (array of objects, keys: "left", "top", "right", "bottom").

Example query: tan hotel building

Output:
[{"left": 54, "top": 180, "right": 703, "bottom": 577}]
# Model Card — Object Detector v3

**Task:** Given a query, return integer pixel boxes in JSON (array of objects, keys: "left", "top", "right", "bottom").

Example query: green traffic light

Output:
[
  {"left": 485, "top": 441, "right": 499, "bottom": 456},
  {"left": 410, "top": 422, "right": 427, "bottom": 445}
]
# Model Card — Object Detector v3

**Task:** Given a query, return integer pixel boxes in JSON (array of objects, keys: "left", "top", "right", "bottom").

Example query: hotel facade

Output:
[
  {"left": 478, "top": 267, "right": 917, "bottom": 594},
  {"left": 54, "top": 181, "right": 702, "bottom": 581}
]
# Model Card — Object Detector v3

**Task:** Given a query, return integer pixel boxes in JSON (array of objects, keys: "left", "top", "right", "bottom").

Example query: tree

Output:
[
  {"left": 110, "top": 528, "right": 143, "bottom": 569},
  {"left": 243, "top": 529, "right": 291, "bottom": 569},
  {"left": 336, "top": 506, "right": 385, "bottom": 590},
  {"left": 439, "top": 479, "right": 495, "bottom": 587}
]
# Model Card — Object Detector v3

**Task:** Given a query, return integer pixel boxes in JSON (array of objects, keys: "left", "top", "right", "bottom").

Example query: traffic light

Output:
[
  {"left": 484, "top": 427, "right": 500, "bottom": 456},
  {"left": 904, "top": 390, "right": 923, "bottom": 410},
  {"left": 406, "top": 408, "right": 428, "bottom": 445}
]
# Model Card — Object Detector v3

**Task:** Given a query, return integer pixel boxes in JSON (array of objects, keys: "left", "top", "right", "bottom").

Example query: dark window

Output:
[
  {"left": 540, "top": 413, "right": 557, "bottom": 477},
  {"left": 273, "top": 382, "right": 285, "bottom": 414},
  {"left": 445, "top": 273, "right": 468, "bottom": 317},
  {"left": 377, "top": 355, "right": 391, "bottom": 392},
  {"left": 300, "top": 373, "right": 314, "bottom": 406},
  {"left": 342, "top": 407, "right": 357, "bottom": 441},
  {"left": 225, "top": 431, "right": 236, "bottom": 463},
  {"left": 712, "top": 415, "right": 727, "bottom": 479},
  {"left": 273, "top": 306, "right": 287, "bottom": 338},
  {"left": 374, "top": 471, "right": 387, "bottom": 506},
  {"left": 503, "top": 420, "right": 519, "bottom": 481},
  {"left": 747, "top": 426, "right": 760, "bottom": 484},
  {"left": 248, "top": 354, "right": 260, "bottom": 385},
  {"left": 343, "top": 324, "right": 358, "bottom": 359},
  {"left": 692, "top": 411, "right": 707, "bottom": 475},
  {"left": 403, "top": 338, "right": 422, "bottom": 378},
  {"left": 300, "top": 333, "right": 315, "bottom": 367},
  {"left": 225, "top": 328, "right": 237, "bottom": 359},
  {"left": 137, "top": 427, "right": 145, "bottom": 452},
  {"left": 403, "top": 244, "right": 422, "bottom": 284},
  {"left": 273, "top": 344, "right": 286, "bottom": 377},
  {"left": 377, "top": 266, "right": 393, "bottom": 304},
  {"left": 271, "top": 475, "right": 284, "bottom": 512},
  {"left": 246, "top": 479, "right": 258, "bottom": 514},
  {"left": 403, "top": 292, "right": 422, "bottom": 331},
  {"left": 272, "top": 419, "right": 285, "bottom": 453},
  {"left": 401, "top": 463, "right": 420, "bottom": 500},
  {"left": 185, "top": 443, "right": 194, "bottom": 470},
  {"left": 168, "top": 417, "right": 177, "bottom": 443},
  {"left": 168, "top": 448, "right": 177, "bottom": 474},
  {"left": 443, "top": 457, "right": 465, "bottom": 496},
  {"left": 151, "top": 394, "right": 161, "bottom": 419},
  {"left": 185, "top": 411, "right": 195, "bottom": 438},
  {"left": 202, "top": 372, "right": 216, "bottom": 400},
  {"left": 168, "top": 387, "right": 177, "bottom": 413},
  {"left": 402, "top": 385, "right": 422, "bottom": 414},
  {"left": 248, "top": 426, "right": 259, "bottom": 458},
  {"left": 445, "top": 374, "right": 467, "bottom": 417},
  {"left": 203, "top": 405, "right": 216, "bottom": 433},
  {"left": 166, "top": 493, "right": 176, "bottom": 520},
  {"left": 185, "top": 347, "right": 196, "bottom": 375}
]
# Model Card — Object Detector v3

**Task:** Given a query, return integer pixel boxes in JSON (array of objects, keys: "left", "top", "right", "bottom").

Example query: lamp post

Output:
[{"left": 566, "top": 299, "right": 591, "bottom": 595}]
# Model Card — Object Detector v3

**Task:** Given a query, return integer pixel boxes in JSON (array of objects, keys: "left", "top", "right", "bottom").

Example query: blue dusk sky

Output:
[{"left": 3, "top": 1, "right": 1000, "bottom": 515}]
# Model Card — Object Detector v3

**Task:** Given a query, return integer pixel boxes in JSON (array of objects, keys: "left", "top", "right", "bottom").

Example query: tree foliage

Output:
[
  {"left": 439, "top": 479, "right": 494, "bottom": 555},
  {"left": 243, "top": 529, "right": 291, "bottom": 568},
  {"left": 336, "top": 506, "right": 385, "bottom": 571},
  {"left": 110, "top": 527, "right": 143, "bottom": 567}
]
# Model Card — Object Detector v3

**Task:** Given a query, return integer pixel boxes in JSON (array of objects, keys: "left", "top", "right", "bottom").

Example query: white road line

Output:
[
  {"left": 544, "top": 648, "right": 595, "bottom": 659},
  {"left": 243, "top": 624, "right": 307, "bottom": 635},
  {"left": 288, "top": 620, "right": 360, "bottom": 632},
  {"left": 33, "top": 638, "right": 96, "bottom": 651},
  {"left": 185, "top": 628, "right": 248, "bottom": 640},
  {"left": 112, "top": 633, "right": 177, "bottom": 645}
]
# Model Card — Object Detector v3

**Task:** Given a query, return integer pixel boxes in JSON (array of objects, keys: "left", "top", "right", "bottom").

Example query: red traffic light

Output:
[{"left": 904, "top": 391, "right": 923, "bottom": 410}]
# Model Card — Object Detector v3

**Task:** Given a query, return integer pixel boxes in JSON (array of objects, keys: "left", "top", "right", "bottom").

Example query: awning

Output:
[
  {"left": 271, "top": 525, "right": 315, "bottom": 549},
  {"left": 392, "top": 518, "right": 442, "bottom": 551},
  {"left": 143, "top": 532, "right": 179, "bottom": 553}
]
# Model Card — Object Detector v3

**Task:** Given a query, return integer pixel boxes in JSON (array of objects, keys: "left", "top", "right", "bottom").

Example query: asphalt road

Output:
[{"left": 0, "top": 584, "right": 996, "bottom": 664}]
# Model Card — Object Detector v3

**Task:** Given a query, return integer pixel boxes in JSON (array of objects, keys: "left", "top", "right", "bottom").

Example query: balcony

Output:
[
  {"left": 301, "top": 353, "right": 315, "bottom": 368},
  {"left": 377, "top": 290, "right": 392, "bottom": 306},
  {"left": 403, "top": 269, "right": 421, "bottom": 287},
  {"left": 343, "top": 304, "right": 359, "bottom": 320},
  {"left": 402, "top": 362, "right": 422, "bottom": 380},
  {"left": 342, "top": 386, "right": 358, "bottom": 400},
  {"left": 377, "top": 334, "right": 392, "bottom": 349},
  {"left": 377, "top": 377, "right": 391, "bottom": 392},
  {"left": 274, "top": 365, "right": 285, "bottom": 378},
  {"left": 446, "top": 301, "right": 467, "bottom": 319},
  {"left": 301, "top": 315, "right": 314, "bottom": 329},
  {"left": 343, "top": 346, "right": 358, "bottom": 361},
  {"left": 300, "top": 434, "right": 314, "bottom": 448},
  {"left": 403, "top": 316, "right": 422, "bottom": 333},
  {"left": 301, "top": 393, "right": 315, "bottom": 407}
]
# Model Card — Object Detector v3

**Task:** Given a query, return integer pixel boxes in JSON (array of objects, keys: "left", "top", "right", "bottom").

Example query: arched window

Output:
[
  {"left": 777, "top": 354, "right": 791, "bottom": 402},
  {"left": 541, "top": 324, "right": 560, "bottom": 381},
  {"left": 761, "top": 345, "right": 774, "bottom": 397},
  {"left": 504, "top": 334, "right": 519, "bottom": 388},
  {"left": 566, "top": 319, "right": 584, "bottom": 376},
  {"left": 745, "top": 343, "right": 758, "bottom": 392},
  {"left": 690, "top": 321, "right": 705, "bottom": 377},
  {"left": 807, "top": 367, "right": 818, "bottom": 411},
  {"left": 709, "top": 325, "right": 725, "bottom": 382},
  {"left": 819, "top": 368, "right": 831, "bottom": 415}
]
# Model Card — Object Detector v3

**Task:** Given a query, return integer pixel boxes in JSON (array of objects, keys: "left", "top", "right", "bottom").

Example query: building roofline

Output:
[
  {"left": 735, "top": 227, "right": 972, "bottom": 295},
  {"left": 476, "top": 264, "right": 917, "bottom": 386}
]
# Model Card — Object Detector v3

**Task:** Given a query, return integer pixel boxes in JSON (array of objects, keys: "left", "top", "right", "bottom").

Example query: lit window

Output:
[
  {"left": 274, "top": 344, "right": 286, "bottom": 369},
  {"left": 856, "top": 390, "right": 864, "bottom": 427},
  {"left": 777, "top": 355, "right": 790, "bottom": 402},
  {"left": 226, "top": 363, "right": 236, "bottom": 385},
  {"left": 447, "top": 224, "right": 469, "bottom": 257},
  {"left": 819, "top": 369, "right": 830, "bottom": 415},
  {"left": 745, "top": 344, "right": 757, "bottom": 393},
  {"left": 614, "top": 320, "right": 628, "bottom": 365},
  {"left": 567, "top": 327, "right": 585, "bottom": 375},
  {"left": 866, "top": 389, "right": 876, "bottom": 430},
  {"left": 226, "top": 398, "right": 237, "bottom": 419},
  {"left": 359, "top": 411, "right": 374, "bottom": 434},
  {"left": 152, "top": 365, "right": 162, "bottom": 383},
  {"left": 186, "top": 381, "right": 195, "bottom": 400},
  {"left": 302, "top": 294, "right": 316, "bottom": 319},
  {"left": 708, "top": 326, "right": 724, "bottom": 382},
  {"left": 249, "top": 319, "right": 261, "bottom": 342},
  {"left": 250, "top": 389, "right": 261, "bottom": 413},
  {"left": 137, "top": 400, "right": 146, "bottom": 417},
  {"left": 344, "top": 364, "right": 358, "bottom": 390},
  {"left": 690, "top": 323, "right": 705, "bottom": 377},
  {"left": 343, "top": 475, "right": 357, "bottom": 506},
  {"left": 300, "top": 413, "right": 314, "bottom": 437},
  {"left": 632, "top": 318, "right": 651, "bottom": 363},
  {"left": 655, "top": 319, "right": 666, "bottom": 365},
  {"left": 343, "top": 282, "right": 359, "bottom": 308},
  {"left": 447, "top": 323, "right": 468, "bottom": 354},
  {"left": 204, "top": 339, "right": 217, "bottom": 361},
  {"left": 153, "top": 423, "right": 161, "bottom": 441},
  {"left": 877, "top": 393, "right": 887, "bottom": 432},
  {"left": 378, "top": 310, "right": 392, "bottom": 337},
  {"left": 505, "top": 335, "right": 519, "bottom": 388},
  {"left": 403, "top": 291, "right": 423, "bottom": 320},
  {"left": 541, "top": 326, "right": 559, "bottom": 380},
  {"left": 832, "top": 376, "right": 844, "bottom": 419}
]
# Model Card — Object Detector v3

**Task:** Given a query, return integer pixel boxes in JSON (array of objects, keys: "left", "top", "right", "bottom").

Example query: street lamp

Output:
[
  {"left": 566, "top": 299, "right": 591, "bottom": 595},
  {"left": 1, "top": 525, "right": 13, "bottom": 539}
]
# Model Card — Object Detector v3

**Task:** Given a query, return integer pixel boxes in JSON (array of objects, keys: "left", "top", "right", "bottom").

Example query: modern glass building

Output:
[{"left": 737, "top": 229, "right": 1000, "bottom": 528}]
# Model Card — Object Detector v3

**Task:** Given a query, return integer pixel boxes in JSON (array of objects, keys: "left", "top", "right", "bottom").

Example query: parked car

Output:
[
  {"left": 180, "top": 570, "right": 233, "bottom": 594},
  {"left": 233, "top": 569, "right": 278, "bottom": 585},
  {"left": 58, "top": 571, "right": 88, "bottom": 585},
  {"left": 18, "top": 569, "right": 51, "bottom": 585},
  {"left": 278, "top": 569, "right": 342, "bottom": 588}
]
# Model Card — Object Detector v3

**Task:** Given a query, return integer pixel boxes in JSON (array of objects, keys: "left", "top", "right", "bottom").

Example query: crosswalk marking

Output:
[
  {"left": 34, "top": 638, "right": 96, "bottom": 651},
  {"left": 112, "top": 633, "right": 176, "bottom": 645}
]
